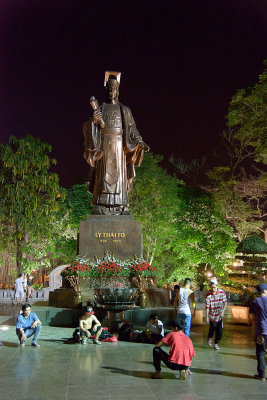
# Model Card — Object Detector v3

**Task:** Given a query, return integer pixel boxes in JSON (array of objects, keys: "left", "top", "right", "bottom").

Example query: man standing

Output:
[
  {"left": 26, "top": 276, "right": 34, "bottom": 302},
  {"left": 249, "top": 283, "right": 267, "bottom": 380},
  {"left": 206, "top": 278, "right": 227, "bottom": 350},
  {"left": 14, "top": 274, "right": 26, "bottom": 306},
  {"left": 79, "top": 306, "right": 103, "bottom": 345},
  {"left": 152, "top": 321, "right": 195, "bottom": 380},
  {"left": 174, "top": 278, "right": 196, "bottom": 337},
  {"left": 16, "top": 303, "right": 42, "bottom": 347}
]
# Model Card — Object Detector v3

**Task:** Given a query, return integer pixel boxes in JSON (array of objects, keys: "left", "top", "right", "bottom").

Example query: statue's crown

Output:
[{"left": 104, "top": 71, "right": 121, "bottom": 87}]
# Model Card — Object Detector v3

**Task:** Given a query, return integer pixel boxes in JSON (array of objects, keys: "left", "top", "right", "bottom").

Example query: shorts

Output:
[
  {"left": 15, "top": 290, "right": 25, "bottom": 298},
  {"left": 80, "top": 326, "right": 102, "bottom": 337}
]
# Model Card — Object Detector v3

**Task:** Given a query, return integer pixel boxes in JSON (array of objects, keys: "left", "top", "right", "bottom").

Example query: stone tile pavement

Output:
[{"left": 0, "top": 304, "right": 266, "bottom": 400}]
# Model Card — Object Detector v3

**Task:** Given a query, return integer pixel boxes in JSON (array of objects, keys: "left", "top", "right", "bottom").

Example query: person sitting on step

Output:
[
  {"left": 79, "top": 306, "right": 103, "bottom": 345},
  {"left": 141, "top": 313, "right": 164, "bottom": 344}
]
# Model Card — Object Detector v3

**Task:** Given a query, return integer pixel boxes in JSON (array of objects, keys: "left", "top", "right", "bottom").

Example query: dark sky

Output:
[{"left": 0, "top": 0, "right": 266, "bottom": 187}]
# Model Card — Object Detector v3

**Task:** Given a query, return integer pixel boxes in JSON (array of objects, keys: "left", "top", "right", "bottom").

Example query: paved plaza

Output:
[{"left": 0, "top": 303, "right": 266, "bottom": 400}]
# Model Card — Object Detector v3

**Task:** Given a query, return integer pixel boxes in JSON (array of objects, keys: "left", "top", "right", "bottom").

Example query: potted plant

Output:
[{"left": 60, "top": 255, "right": 158, "bottom": 307}]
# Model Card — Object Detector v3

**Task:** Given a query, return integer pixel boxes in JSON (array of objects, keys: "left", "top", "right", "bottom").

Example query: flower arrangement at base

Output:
[{"left": 61, "top": 254, "right": 158, "bottom": 292}]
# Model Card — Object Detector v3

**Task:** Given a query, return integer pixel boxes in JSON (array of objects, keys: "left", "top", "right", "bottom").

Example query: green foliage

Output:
[
  {"left": 237, "top": 236, "right": 267, "bottom": 254},
  {"left": 172, "top": 190, "right": 237, "bottom": 275},
  {"left": 129, "top": 153, "right": 236, "bottom": 285},
  {"left": 228, "top": 60, "right": 267, "bottom": 163},
  {"left": 46, "top": 183, "right": 93, "bottom": 267},
  {"left": 129, "top": 153, "right": 181, "bottom": 283},
  {"left": 0, "top": 135, "right": 65, "bottom": 271},
  {"left": 205, "top": 62, "right": 267, "bottom": 242},
  {"left": 0, "top": 135, "right": 64, "bottom": 238},
  {"left": 64, "top": 183, "right": 93, "bottom": 227}
]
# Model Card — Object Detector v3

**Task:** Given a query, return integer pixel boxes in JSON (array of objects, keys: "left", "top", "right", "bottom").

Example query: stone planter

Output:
[
  {"left": 94, "top": 288, "right": 138, "bottom": 331},
  {"left": 229, "top": 305, "right": 251, "bottom": 325}
]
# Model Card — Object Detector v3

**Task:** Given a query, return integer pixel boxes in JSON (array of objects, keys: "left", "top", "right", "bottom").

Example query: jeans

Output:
[
  {"left": 16, "top": 324, "right": 42, "bottom": 344},
  {"left": 208, "top": 320, "right": 223, "bottom": 344},
  {"left": 256, "top": 334, "right": 267, "bottom": 378},
  {"left": 177, "top": 313, "right": 191, "bottom": 337},
  {"left": 153, "top": 347, "right": 187, "bottom": 372}
]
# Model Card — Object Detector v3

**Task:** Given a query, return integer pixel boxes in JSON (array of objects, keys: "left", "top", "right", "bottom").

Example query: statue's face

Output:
[{"left": 107, "top": 80, "right": 119, "bottom": 102}]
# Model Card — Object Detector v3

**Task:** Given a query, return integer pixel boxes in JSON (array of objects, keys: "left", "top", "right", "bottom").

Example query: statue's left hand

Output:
[{"left": 139, "top": 141, "right": 150, "bottom": 152}]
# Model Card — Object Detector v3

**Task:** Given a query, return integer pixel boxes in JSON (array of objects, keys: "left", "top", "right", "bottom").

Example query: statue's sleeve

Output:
[
  {"left": 83, "top": 120, "right": 103, "bottom": 167},
  {"left": 123, "top": 107, "right": 146, "bottom": 167}
]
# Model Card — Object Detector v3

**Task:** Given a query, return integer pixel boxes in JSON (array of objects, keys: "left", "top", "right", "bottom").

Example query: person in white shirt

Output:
[
  {"left": 14, "top": 274, "right": 26, "bottom": 306},
  {"left": 174, "top": 278, "right": 196, "bottom": 337},
  {"left": 142, "top": 313, "right": 164, "bottom": 344}
]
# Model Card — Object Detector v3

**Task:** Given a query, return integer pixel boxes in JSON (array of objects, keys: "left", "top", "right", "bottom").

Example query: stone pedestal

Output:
[
  {"left": 78, "top": 214, "right": 143, "bottom": 260},
  {"left": 49, "top": 288, "right": 80, "bottom": 309}
]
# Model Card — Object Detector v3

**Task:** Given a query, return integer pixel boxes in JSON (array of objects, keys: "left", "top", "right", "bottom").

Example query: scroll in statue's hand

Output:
[{"left": 93, "top": 109, "right": 104, "bottom": 126}]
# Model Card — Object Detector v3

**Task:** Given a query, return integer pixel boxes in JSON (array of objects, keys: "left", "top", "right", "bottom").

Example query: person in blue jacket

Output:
[{"left": 16, "top": 303, "right": 42, "bottom": 347}]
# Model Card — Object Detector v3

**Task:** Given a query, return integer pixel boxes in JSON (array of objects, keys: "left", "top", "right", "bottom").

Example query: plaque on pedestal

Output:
[{"left": 78, "top": 215, "right": 143, "bottom": 260}]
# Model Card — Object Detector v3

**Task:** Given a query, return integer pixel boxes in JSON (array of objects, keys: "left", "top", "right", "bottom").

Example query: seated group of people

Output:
[{"left": 15, "top": 304, "right": 195, "bottom": 381}]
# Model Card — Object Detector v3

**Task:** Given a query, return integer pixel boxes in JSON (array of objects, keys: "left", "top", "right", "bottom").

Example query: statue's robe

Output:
[{"left": 83, "top": 103, "right": 145, "bottom": 208}]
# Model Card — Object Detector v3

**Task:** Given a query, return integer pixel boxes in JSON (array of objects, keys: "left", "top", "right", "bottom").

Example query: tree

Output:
[
  {"left": 129, "top": 153, "right": 181, "bottom": 283},
  {"left": 227, "top": 60, "right": 267, "bottom": 163},
  {"left": 170, "top": 62, "right": 267, "bottom": 243},
  {"left": 169, "top": 189, "right": 237, "bottom": 279},
  {"left": 0, "top": 135, "right": 65, "bottom": 272},
  {"left": 221, "top": 236, "right": 267, "bottom": 297},
  {"left": 129, "top": 154, "right": 236, "bottom": 285},
  {"left": 47, "top": 183, "right": 93, "bottom": 267},
  {"left": 237, "top": 235, "right": 267, "bottom": 254}
]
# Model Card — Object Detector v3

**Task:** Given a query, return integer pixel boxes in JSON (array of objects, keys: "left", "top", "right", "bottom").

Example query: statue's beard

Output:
[{"left": 108, "top": 94, "right": 119, "bottom": 103}]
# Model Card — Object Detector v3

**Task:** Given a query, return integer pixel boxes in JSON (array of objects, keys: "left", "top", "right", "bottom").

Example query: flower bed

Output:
[{"left": 61, "top": 255, "right": 158, "bottom": 279}]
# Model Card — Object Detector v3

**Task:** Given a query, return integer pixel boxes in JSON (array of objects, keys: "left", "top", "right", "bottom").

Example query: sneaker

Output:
[
  {"left": 207, "top": 338, "right": 213, "bottom": 346},
  {"left": 214, "top": 343, "right": 219, "bottom": 350},
  {"left": 179, "top": 370, "right": 186, "bottom": 380},
  {"left": 31, "top": 342, "right": 40, "bottom": 347},
  {"left": 93, "top": 339, "right": 102, "bottom": 345},
  {"left": 20, "top": 338, "right": 26, "bottom": 346},
  {"left": 151, "top": 371, "right": 162, "bottom": 379},
  {"left": 81, "top": 339, "right": 87, "bottom": 345},
  {"left": 254, "top": 374, "right": 265, "bottom": 381}
]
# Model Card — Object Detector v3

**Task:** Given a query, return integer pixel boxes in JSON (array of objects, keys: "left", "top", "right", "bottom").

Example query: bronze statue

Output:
[{"left": 83, "top": 71, "right": 149, "bottom": 215}]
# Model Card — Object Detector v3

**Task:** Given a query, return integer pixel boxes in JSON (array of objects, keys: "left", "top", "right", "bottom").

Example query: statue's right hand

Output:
[{"left": 93, "top": 109, "right": 103, "bottom": 125}]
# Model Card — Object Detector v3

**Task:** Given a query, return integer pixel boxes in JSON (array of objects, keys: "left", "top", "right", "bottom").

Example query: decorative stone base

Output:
[
  {"left": 78, "top": 214, "right": 143, "bottom": 260},
  {"left": 49, "top": 288, "right": 81, "bottom": 309}
]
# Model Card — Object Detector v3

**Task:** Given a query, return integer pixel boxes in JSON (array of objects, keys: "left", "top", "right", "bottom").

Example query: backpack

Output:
[
  {"left": 118, "top": 322, "right": 133, "bottom": 341},
  {"left": 72, "top": 328, "right": 81, "bottom": 344}
]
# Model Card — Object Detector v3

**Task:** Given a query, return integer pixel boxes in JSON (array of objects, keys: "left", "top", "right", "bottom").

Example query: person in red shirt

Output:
[{"left": 151, "top": 320, "right": 195, "bottom": 380}]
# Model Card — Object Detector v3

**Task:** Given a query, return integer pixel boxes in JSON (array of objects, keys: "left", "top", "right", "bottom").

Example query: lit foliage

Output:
[
  {"left": 0, "top": 135, "right": 65, "bottom": 271},
  {"left": 46, "top": 183, "right": 93, "bottom": 267},
  {"left": 205, "top": 62, "right": 267, "bottom": 242},
  {"left": 129, "top": 153, "right": 182, "bottom": 282},
  {"left": 129, "top": 154, "right": 236, "bottom": 284},
  {"left": 170, "top": 190, "right": 237, "bottom": 276},
  {"left": 228, "top": 60, "right": 267, "bottom": 163},
  {"left": 237, "top": 235, "right": 267, "bottom": 254}
]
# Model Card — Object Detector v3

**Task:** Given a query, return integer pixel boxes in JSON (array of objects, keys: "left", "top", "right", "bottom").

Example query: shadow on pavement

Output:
[{"left": 102, "top": 366, "right": 254, "bottom": 380}]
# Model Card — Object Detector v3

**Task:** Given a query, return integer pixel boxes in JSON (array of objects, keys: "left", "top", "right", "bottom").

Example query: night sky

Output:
[{"left": 1, "top": 0, "right": 266, "bottom": 187}]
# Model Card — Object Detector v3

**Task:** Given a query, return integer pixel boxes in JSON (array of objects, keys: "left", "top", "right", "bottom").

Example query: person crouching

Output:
[
  {"left": 152, "top": 320, "right": 195, "bottom": 380},
  {"left": 79, "top": 306, "right": 103, "bottom": 345}
]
